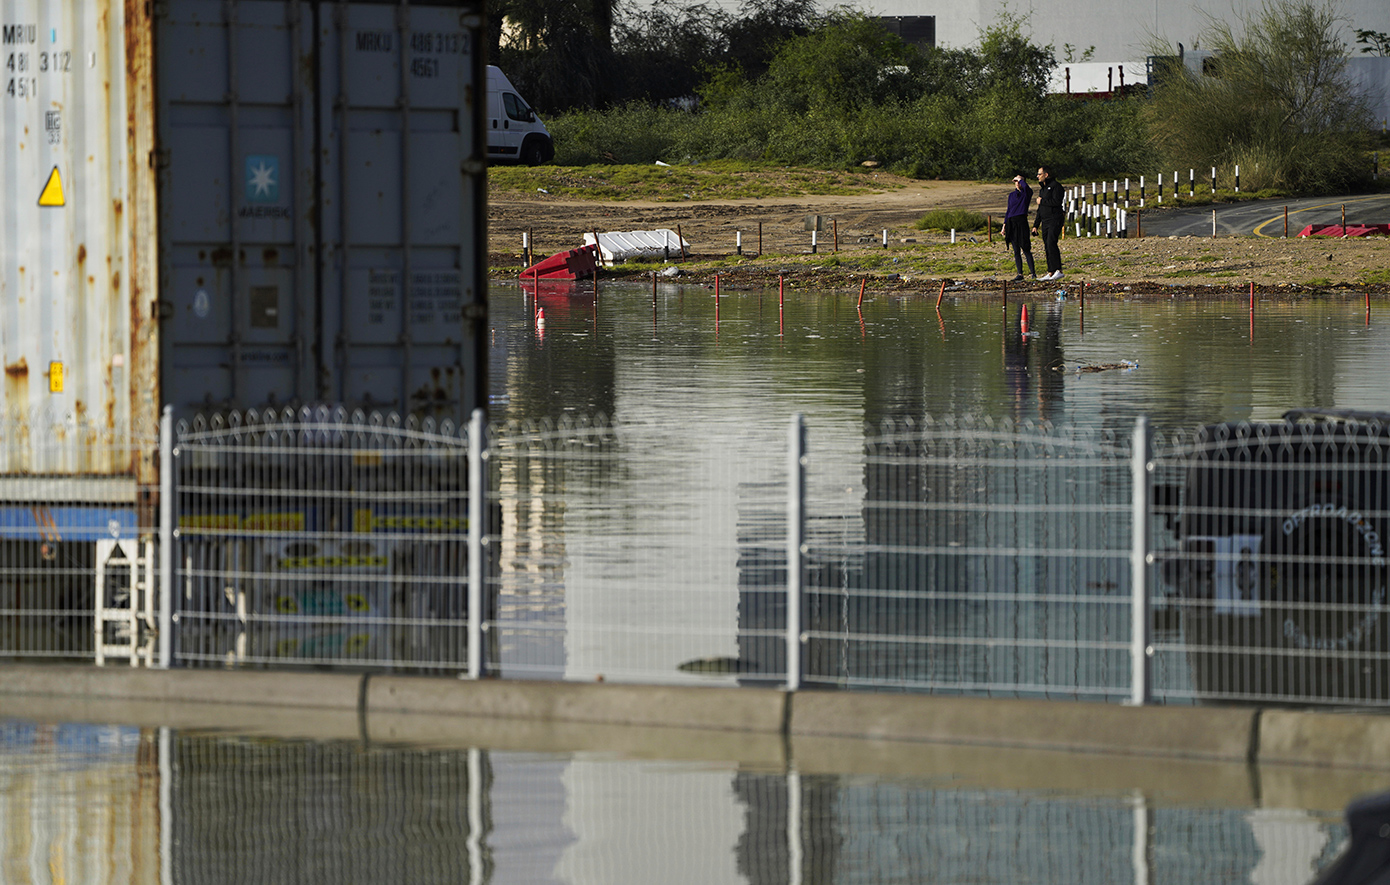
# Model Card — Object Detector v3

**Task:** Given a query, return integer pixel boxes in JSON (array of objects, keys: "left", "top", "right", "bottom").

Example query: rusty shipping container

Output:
[{"left": 0, "top": 0, "right": 488, "bottom": 489}]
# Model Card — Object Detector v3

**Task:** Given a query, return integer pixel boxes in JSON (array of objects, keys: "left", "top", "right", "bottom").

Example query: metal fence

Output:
[
  {"left": 171, "top": 407, "right": 477, "bottom": 674},
  {"left": 1149, "top": 413, "right": 1390, "bottom": 707},
  {"left": 800, "top": 416, "right": 1136, "bottom": 700},
  {"left": 0, "top": 415, "right": 158, "bottom": 666},
  {"left": 2, "top": 407, "right": 1388, "bottom": 709}
]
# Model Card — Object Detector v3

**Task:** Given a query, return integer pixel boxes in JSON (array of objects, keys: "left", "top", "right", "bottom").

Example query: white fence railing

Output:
[{"left": 1, "top": 407, "right": 1387, "bottom": 709}]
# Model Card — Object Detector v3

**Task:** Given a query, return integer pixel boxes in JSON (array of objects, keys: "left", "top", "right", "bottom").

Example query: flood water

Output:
[
  {"left": 481, "top": 282, "right": 1390, "bottom": 688},
  {"left": 0, "top": 706, "right": 1380, "bottom": 885},
  {"left": 11, "top": 284, "right": 1390, "bottom": 882},
  {"left": 490, "top": 281, "right": 1390, "bottom": 434}
]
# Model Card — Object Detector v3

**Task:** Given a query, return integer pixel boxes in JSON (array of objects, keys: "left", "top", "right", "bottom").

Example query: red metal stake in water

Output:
[
  {"left": 857, "top": 277, "right": 866, "bottom": 308},
  {"left": 936, "top": 280, "right": 946, "bottom": 308},
  {"left": 714, "top": 274, "right": 720, "bottom": 331},
  {"left": 779, "top": 276, "right": 785, "bottom": 336}
]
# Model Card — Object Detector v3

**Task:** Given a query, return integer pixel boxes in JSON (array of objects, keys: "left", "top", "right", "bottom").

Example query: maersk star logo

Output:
[{"left": 245, "top": 155, "right": 280, "bottom": 203}]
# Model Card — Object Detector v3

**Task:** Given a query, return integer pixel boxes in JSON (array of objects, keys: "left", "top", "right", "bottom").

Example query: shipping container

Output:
[{"left": 0, "top": 0, "right": 489, "bottom": 485}]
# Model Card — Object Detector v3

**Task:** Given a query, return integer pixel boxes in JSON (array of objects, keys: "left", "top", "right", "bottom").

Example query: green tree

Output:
[
  {"left": 970, "top": 10, "right": 1056, "bottom": 101},
  {"left": 611, "top": 2, "right": 728, "bottom": 104},
  {"left": 491, "top": 0, "right": 616, "bottom": 111},
  {"left": 1145, "top": 0, "right": 1373, "bottom": 192},
  {"left": 760, "top": 12, "right": 931, "bottom": 114},
  {"left": 1355, "top": 28, "right": 1390, "bottom": 56}
]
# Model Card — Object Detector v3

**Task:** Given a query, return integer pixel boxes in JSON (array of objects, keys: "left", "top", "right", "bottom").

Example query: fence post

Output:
[
  {"left": 467, "top": 408, "right": 486, "bottom": 680},
  {"left": 158, "top": 406, "right": 175, "bottom": 669},
  {"left": 787, "top": 413, "right": 805, "bottom": 691},
  {"left": 1129, "top": 416, "right": 1153, "bottom": 705}
]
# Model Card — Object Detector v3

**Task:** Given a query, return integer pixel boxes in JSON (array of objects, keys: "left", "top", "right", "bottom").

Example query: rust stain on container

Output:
[
  {"left": 126, "top": 0, "right": 161, "bottom": 492},
  {"left": 5, "top": 359, "right": 29, "bottom": 379},
  {"left": 77, "top": 244, "right": 87, "bottom": 265}
]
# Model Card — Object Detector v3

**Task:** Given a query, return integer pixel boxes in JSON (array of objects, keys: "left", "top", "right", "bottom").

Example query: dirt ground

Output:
[{"left": 488, "top": 174, "right": 1390, "bottom": 297}]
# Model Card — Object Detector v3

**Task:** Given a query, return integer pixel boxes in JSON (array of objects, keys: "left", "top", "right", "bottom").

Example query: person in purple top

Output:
[{"left": 1000, "top": 173, "right": 1036, "bottom": 281}]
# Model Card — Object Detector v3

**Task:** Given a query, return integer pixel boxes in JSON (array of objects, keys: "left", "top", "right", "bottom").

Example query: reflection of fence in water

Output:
[
  {"left": 0, "top": 729, "right": 1340, "bottom": 885},
  {"left": 801, "top": 419, "right": 1135, "bottom": 698}
]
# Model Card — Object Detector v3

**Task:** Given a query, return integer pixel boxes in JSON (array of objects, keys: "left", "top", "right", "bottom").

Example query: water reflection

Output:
[
  {"left": 486, "top": 284, "right": 1390, "bottom": 687},
  {"left": 0, "top": 712, "right": 1377, "bottom": 885},
  {"left": 494, "top": 282, "right": 1390, "bottom": 435}
]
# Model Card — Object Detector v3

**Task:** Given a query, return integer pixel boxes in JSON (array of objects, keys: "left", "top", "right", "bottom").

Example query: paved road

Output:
[{"left": 1135, "top": 193, "right": 1390, "bottom": 237}]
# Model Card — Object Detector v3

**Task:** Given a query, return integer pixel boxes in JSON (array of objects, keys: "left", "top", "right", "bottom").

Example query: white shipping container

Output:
[{"left": 0, "top": 0, "right": 489, "bottom": 486}]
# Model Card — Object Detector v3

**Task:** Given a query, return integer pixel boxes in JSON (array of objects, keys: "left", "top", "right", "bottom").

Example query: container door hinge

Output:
[{"left": 149, "top": 148, "right": 170, "bottom": 170}]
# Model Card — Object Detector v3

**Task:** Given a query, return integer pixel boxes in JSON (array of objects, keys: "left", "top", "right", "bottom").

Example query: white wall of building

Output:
[{"left": 852, "top": 0, "right": 1388, "bottom": 59}]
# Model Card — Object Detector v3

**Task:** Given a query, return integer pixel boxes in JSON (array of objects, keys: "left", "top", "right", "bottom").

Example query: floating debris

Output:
[
  {"left": 678, "top": 656, "right": 754, "bottom": 673},
  {"left": 1066, "top": 360, "right": 1139, "bottom": 373}
]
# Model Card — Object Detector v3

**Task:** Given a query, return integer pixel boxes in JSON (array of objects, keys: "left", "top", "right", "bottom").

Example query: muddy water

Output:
[{"left": 0, "top": 704, "right": 1378, "bottom": 885}]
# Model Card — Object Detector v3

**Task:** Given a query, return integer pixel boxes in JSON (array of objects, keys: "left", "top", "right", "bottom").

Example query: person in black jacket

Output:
[
  {"left": 1032, "top": 166, "right": 1064, "bottom": 281},
  {"left": 1000, "top": 174, "right": 1036, "bottom": 281}
]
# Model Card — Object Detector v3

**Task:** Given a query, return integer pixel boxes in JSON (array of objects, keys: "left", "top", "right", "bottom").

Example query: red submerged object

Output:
[{"left": 521, "top": 244, "right": 598, "bottom": 280}]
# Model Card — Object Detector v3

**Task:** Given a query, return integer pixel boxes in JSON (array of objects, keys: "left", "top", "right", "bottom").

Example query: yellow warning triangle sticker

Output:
[{"left": 38, "top": 166, "right": 65, "bottom": 207}]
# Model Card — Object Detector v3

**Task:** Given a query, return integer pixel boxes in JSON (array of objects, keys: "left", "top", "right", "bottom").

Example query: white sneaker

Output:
[
  {"left": 1039, "top": 271, "right": 1056, "bottom": 281},
  {"left": 1051, "top": 270, "right": 1064, "bottom": 280}
]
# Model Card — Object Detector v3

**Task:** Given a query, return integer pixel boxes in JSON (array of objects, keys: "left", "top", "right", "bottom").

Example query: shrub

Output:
[
  {"left": 1144, "top": 0, "right": 1374, "bottom": 194},
  {"left": 915, "top": 209, "right": 988, "bottom": 232}
]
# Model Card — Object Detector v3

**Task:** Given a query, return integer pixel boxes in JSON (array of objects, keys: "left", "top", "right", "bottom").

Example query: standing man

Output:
[
  {"left": 1033, "top": 166, "right": 1064, "bottom": 281},
  {"left": 1001, "top": 174, "right": 1036, "bottom": 281}
]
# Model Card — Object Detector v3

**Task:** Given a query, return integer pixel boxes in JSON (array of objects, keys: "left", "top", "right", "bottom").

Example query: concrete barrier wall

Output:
[
  {"left": 788, "top": 690, "right": 1257, "bottom": 761},
  {"left": 1, "top": 665, "right": 1389, "bottom": 770}
]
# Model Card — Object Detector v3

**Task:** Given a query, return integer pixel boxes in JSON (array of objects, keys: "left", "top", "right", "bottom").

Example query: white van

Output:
[{"left": 487, "top": 66, "right": 554, "bottom": 165}]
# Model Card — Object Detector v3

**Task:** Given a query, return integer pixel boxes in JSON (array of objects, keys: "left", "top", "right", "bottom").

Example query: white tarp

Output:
[{"left": 584, "top": 229, "right": 691, "bottom": 263}]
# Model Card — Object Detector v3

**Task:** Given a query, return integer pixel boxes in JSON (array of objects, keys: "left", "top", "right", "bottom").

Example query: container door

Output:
[
  {"left": 319, "top": 3, "right": 485, "bottom": 423},
  {"left": 156, "top": 1, "right": 487, "bottom": 424},
  {"left": 156, "top": 0, "right": 318, "bottom": 414}
]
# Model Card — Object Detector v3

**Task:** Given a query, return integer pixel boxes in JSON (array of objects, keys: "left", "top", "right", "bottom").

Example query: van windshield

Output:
[{"left": 502, "top": 93, "right": 533, "bottom": 123}]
